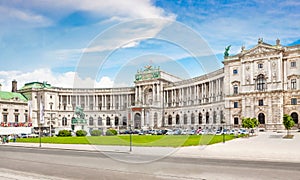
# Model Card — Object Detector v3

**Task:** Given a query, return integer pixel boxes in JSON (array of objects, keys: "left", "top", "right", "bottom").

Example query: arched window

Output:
[
  {"left": 233, "top": 85, "right": 238, "bottom": 94},
  {"left": 154, "top": 113, "right": 158, "bottom": 128},
  {"left": 176, "top": 114, "right": 180, "bottom": 125},
  {"left": 106, "top": 117, "right": 111, "bottom": 126},
  {"left": 191, "top": 113, "right": 195, "bottom": 124},
  {"left": 62, "top": 117, "right": 67, "bottom": 126},
  {"left": 184, "top": 114, "right": 187, "bottom": 124},
  {"left": 122, "top": 116, "right": 127, "bottom": 126},
  {"left": 220, "top": 110, "right": 224, "bottom": 123},
  {"left": 257, "top": 74, "right": 266, "bottom": 91},
  {"left": 291, "top": 112, "right": 298, "bottom": 124},
  {"left": 168, "top": 115, "right": 172, "bottom": 125},
  {"left": 98, "top": 117, "right": 102, "bottom": 126},
  {"left": 258, "top": 113, "right": 265, "bottom": 124},
  {"left": 206, "top": 112, "right": 209, "bottom": 124},
  {"left": 198, "top": 113, "right": 202, "bottom": 124},
  {"left": 89, "top": 117, "right": 93, "bottom": 126},
  {"left": 115, "top": 116, "right": 119, "bottom": 126},
  {"left": 213, "top": 111, "right": 217, "bottom": 124}
]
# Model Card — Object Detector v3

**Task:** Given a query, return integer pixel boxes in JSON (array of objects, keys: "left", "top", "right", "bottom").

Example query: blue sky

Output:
[{"left": 0, "top": 0, "right": 299, "bottom": 90}]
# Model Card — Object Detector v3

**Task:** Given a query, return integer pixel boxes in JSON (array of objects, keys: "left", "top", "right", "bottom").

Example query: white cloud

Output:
[
  {"left": 0, "top": 68, "right": 115, "bottom": 91},
  {"left": 3, "top": 0, "right": 175, "bottom": 22},
  {"left": 121, "top": 41, "right": 140, "bottom": 48},
  {"left": 0, "top": 6, "right": 52, "bottom": 27}
]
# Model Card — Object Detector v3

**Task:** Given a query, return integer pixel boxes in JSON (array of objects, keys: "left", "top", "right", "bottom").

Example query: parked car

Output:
[
  {"left": 19, "top": 133, "right": 28, "bottom": 138},
  {"left": 166, "top": 130, "right": 174, "bottom": 135},
  {"left": 215, "top": 130, "right": 222, "bottom": 135},
  {"left": 239, "top": 129, "right": 249, "bottom": 135},
  {"left": 229, "top": 129, "right": 235, "bottom": 135},
  {"left": 198, "top": 129, "right": 207, "bottom": 135},
  {"left": 188, "top": 130, "right": 196, "bottom": 135},
  {"left": 28, "top": 134, "right": 39, "bottom": 138},
  {"left": 181, "top": 129, "right": 188, "bottom": 135},
  {"left": 173, "top": 129, "right": 182, "bottom": 135}
]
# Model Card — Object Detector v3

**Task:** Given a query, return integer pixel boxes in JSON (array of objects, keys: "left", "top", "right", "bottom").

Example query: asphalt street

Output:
[{"left": 0, "top": 146, "right": 300, "bottom": 180}]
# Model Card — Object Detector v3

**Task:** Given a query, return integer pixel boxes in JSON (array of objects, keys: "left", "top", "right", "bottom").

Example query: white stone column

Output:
[
  {"left": 139, "top": 86, "right": 142, "bottom": 104},
  {"left": 166, "top": 91, "right": 168, "bottom": 107},
  {"left": 104, "top": 95, "right": 106, "bottom": 110},
  {"left": 111, "top": 95, "right": 114, "bottom": 110},
  {"left": 156, "top": 84, "right": 159, "bottom": 101},
  {"left": 60, "top": 95, "right": 62, "bottom": 110},
  {"left": 152, "top": 84, "right": 155, "bottom": 103}
]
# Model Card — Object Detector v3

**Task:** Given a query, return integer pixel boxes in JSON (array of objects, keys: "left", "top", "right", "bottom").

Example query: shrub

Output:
[
  {"left": 91, "top": 130, "right": 102, "bottom": 136},
  {"left": 57, "top": 130, "right": 72, "bottom": 137},
  {"left": 106, "top": 129, "right": 117, "bottom": 136},
  {"left": 76, "top": 130, "right": 87, "bottom": 137}
]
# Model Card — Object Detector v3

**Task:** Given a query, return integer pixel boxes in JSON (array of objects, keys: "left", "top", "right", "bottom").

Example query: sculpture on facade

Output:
[
  {"left": 72, "top": 106, "right": 87, "bottom": 125},
  {"left": 75, "top": 106, "right": 85, "bottom": 119},
  {"left": 224, "top": 45, "right": 231, "bottom": 57}
]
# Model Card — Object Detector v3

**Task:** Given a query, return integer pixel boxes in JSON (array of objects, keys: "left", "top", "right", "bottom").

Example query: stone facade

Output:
[
  {"left": 224, "top": 38, "right": 300, "bottom": 129},
  {"left": 1, "top": 39, "right": 299, "bottom": 132}
]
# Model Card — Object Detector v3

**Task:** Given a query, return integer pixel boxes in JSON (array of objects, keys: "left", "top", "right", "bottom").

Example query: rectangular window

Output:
[
  {"left": 258, "top": 99, "right": 264, "bottom": 106},
  {"left": 15, "top": 114, "right": 19, "bottom": 123},
  {"left": 233, "top": 69, "right": 238, "bottom": 74},
  {"left": 291, "top": 79, "right": 296, "bottom": 89},
  {"left": 291, "top": 61, "right": 296, "bottom": 67},
  {"left": 234, "top": 102, "right": 238, "bottom": 108},
  {"left": 291, "top": 98, "right": 297, "bottom": 105},
  {"left": 25, "top": 115, "right": 28, "bottom": 122},
  {"left": 3, "top": 115, "right": 7, "bottom": 123},
  {"left": 234, "top": 117, "right": 239, "bottom": 125},
  {"left": 258, "top": 63, "right": 263, "bottom": 68},
  {"left": 233, "top": 86, "right": 238, "bottom": 94}
]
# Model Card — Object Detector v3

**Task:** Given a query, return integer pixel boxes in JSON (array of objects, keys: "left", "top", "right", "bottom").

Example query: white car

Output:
[
  {"left": 28, "top": 134, "right": 39, "bottom": 138},
  {"left": 166, "top": 130, "right": 174, "bottom": 135}
]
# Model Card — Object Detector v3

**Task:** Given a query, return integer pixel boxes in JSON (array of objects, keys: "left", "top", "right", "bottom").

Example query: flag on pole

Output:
[{"left": 40, "top": 102, "right": 44, "bottom": 124}]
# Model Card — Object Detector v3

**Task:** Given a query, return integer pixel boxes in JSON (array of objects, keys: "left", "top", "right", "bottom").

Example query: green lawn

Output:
[{"left": 16, "top": 134, "right": 238, "bottom": 147}]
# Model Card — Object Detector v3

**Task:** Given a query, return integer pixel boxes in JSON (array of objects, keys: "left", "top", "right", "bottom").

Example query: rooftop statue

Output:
[
  {"left": 144, "top": 65, "right": 152, "bottom": 71},
  {"left": 224, "top": 45, "right": 231, "bottom": 57}
]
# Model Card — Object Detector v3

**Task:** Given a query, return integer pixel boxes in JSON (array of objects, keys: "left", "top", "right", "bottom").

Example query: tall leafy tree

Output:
[
  {"left": 242, "top": 117, "right": 259, "bottom": 136},
  {"left": 283, "top": 114, "right": 295, "bottom": 136}
]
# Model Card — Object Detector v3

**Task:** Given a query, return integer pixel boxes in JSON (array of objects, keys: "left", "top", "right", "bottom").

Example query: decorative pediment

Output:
[
  {"left": 243, "top": 45, "right": 280, "bottom": 57},
  {"left": 231, "top": 81, "right": 240, "bottom": 85},
  {"left": 287, "top": 74, "right": 300, "bottom": 79}
]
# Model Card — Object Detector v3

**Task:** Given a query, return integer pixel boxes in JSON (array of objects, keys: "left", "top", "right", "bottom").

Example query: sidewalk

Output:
[{"left": 4, "top": 131, "right": 300, "bottom": 163}]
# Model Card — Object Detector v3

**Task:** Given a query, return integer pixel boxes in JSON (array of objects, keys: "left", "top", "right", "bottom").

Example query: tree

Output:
[
  {"left": 76, "top": 130, "right": 87, "bottom": 137},
  {"left": 106, "top": 129, "right": 118, "bottom": 136},
  {"left": 242, "top": 117, "right": 259, "bottom": 136},
  {"left": 57, "top": 130, "right": 72, "bottom": 137},
  {"left": 91, "top": 130, "right": 102, "bottom": 136},
  {"left": 283, "top": 114, "right": 295, "bottom": 136}
]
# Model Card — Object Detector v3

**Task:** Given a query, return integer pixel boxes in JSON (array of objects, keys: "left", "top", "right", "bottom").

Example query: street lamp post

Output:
[
  {"left": 129, "top": 124, "right": 132, "bottom": 152},
  {"left": 221, "top": 120, "right": 226, "bottom": 143}
]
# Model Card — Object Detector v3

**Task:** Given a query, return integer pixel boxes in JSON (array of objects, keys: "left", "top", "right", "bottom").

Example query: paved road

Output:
[{"left": 1, "top": 146, "right": 300, "bottom": 180}]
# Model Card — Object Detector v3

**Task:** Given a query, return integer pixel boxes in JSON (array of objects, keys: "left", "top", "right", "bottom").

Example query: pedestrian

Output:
[{"left": 3, "top": 136, "right": 6, "bottom": 144}]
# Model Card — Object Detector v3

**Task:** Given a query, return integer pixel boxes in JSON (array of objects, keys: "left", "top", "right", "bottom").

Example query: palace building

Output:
[{"left": 0, "top": 38, "right": 299, "bottom": 132}]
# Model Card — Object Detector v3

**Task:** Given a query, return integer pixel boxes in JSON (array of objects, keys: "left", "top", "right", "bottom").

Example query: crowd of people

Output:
[{"left": 0, "top": 135, "right": 17, "bottom": 144}]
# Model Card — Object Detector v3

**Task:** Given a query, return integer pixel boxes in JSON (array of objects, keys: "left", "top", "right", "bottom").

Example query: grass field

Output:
[{"left": 16, "top": 134, "right": 239, "bottom": 147}]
